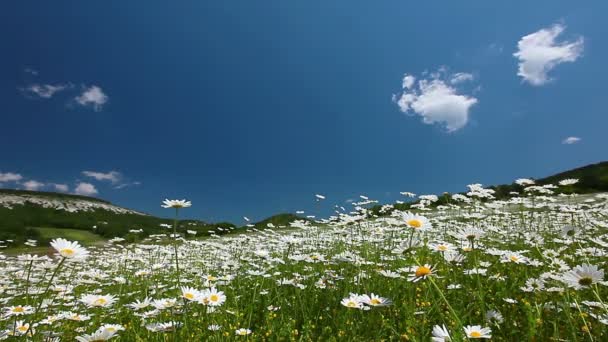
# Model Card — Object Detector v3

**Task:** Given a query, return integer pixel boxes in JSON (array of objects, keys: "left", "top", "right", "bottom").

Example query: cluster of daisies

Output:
[{"left": 0, "top": 187, "right": 606, "bottom": 340}]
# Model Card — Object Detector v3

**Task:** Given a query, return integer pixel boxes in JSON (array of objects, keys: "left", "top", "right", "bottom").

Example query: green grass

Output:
[{"left": 32, "top": 227, "right": 105, "bottom": 245}]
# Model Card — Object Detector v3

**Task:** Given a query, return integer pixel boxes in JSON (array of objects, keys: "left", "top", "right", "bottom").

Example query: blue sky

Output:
[{"left": 1, "top": 1, "right": 606, "bottom": 223}]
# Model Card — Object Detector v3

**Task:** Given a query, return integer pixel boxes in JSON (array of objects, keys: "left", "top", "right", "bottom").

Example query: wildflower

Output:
[
  {"left": 161, "top": 199, "right": 192, "bottom": 208},
  {"left": 485, "top": 310, "right": 504, "bottom": 324},
  {"left": 80, "top": 294, "right": 117, "bottom": 308},
  {"left": 146, "top": 322, "right": 181, "bottom": 332},
  {"left": 463, "top": 325, "right": 492, "bottom": 339},
  {"left": 358, "top": 293, "right": 392, "bottom": 307},
  {"left": 75, "top": 329, "right": 117, "bottom": 341},
  {"left": 181, "top": 287, "right": 201, "bottom": 301},
  {"left": 408, "top": 264, "right": 436, "bottom": 282},
  {"left": 561, "top": 225, "right": 579, "bottom": 238},
  {"left": 200, "top": 287, "right": 226, "bottom": 306},
  {"left": 559, "top": 178, "right": 579, "bottom": 186},
  {"left": 500, "top": 252, "right": 528, "bottom": 264},
  {"left": 208, "top": 324, "right": 222, "bottom": 331},
  {"left": 403, "top": 212, "right": 432, "bottom": 231},
  {"left": 235, "top": 328, "right": 252, "bottom": 336},
  {"left": 4, "top": 305, "right": 33, "bottom": 317},
  {"left": 10, "top": 321, "right": 33, "bottom": 336},
  {"left": 50, "top": 238, "right": 89, "bottom": 260},
  {"left": 562, "top": 264, "right": 604, "bottom": 289},
  {"left": 340, "top": 294, "right": 364, "bottom": 309},
  {"left": 431, "top": 324, "right": 451, "bottom": 341},
  {"left": 126, "top": 298, "right": 152, "bottom": 310}
]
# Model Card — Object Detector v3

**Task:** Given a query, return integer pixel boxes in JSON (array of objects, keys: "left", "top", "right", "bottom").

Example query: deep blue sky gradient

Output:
[{"left": 1, "top": 1, "right": 606, "bottom": 222}]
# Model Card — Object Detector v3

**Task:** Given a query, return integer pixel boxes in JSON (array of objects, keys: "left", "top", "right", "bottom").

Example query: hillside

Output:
[
  {"left": 367, "top": 161, "right": 608, "bottom": 216},
  {"left": 0, "top": 189, "right": 230, "bottom": 247},
  {"left": 0, "top": 189, "right": 308, "bottom": 248}
]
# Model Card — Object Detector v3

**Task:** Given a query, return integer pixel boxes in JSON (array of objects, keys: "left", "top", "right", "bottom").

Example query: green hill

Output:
[
  {"left": 0, "top": 189, "right": 234, "bottom": 247},
  {"left": 367, "top": 161, "right": 608, "bottom": 216}
]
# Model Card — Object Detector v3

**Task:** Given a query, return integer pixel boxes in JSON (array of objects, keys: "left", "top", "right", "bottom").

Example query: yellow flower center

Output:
[
  {"left": 407, "top": 219, "right": 422, "bottom": 228},
  {"left": 510, "top": 255, "right": 519, "bottom": 262},
  {"left": 13, "top": 306, "right": 24, "bottom": 313},
  {"left": 184, "top": 293, "right": 195, "bottom": 300},
  {"left": 93, "top": 298, "right": 107, "bottom": 306},
  {"left": 60, "top": 248, "right": 75, "bottom": 256},
  {"left": 370, "top": 298, "right": 382, "bottom": 305},
  {"left": 470, "top": 331, "right": 482, "bottom": 338},
  {"left": 415, "top": 266, "right": 432, "bottom": 278},
  {"left": 438, "top": 245, "right": 448, "bottom": 251},
  {"left": 347, "top": 301, "right": 358, "bottom": 307},
  {"left": 17, "top": 326, "right": 28, "bottom": 332},
  {"left": 210, "top": 294, "right": 219, "bottom": 302}
]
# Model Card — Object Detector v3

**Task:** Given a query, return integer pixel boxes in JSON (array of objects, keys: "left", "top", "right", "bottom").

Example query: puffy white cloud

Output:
[
  {"left": 82, "top": 170, "right": 122, "bottom": 183},
  {"left": 562, "top": 136, "right": 581, "bottom": 144},
  {"left": 74, "top": 182, "right": 98, "bottom": 196},
  {"left": 21, "top": 84, "right": 70, "bottom": 98},
  {"left": 75, "top": 85, "right": 108, "bottom": 111},
  {"left": 393, "top": 69, "right": 478, "bottom": 132},
  {"left": 514, "top": 24, "right": 584, "bottom": 86},
  {"left": 0, "top": 172, "right": 23, "bottom": 183},
  {"left": 52, "top": 183, "right": 69, "bottom": 192},
  {"left": 23, "top": 180, "right": 45, "bottom": 191}
]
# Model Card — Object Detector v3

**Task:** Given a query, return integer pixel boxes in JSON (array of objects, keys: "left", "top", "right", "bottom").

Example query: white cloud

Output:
[
  {"left": 82, "top": 170, "right": 121, "bottom": 183},
  {"left": 24, "top": 68, "right": 39, "bottom": 75},
  {"left": 393, "top": 69, "right": 478, "bottom": 132},
  {"left": 114, "top": 181, "right": 141, "bottom": 190},
  {"left": 514, "top": 24, "right": 584, "bottom": 86},
  {"left": 0, "top": 172, "right": 23, "bottom": 183},
  {"left": 402, "top": 75, "right": 416, "bottom": 89},
  {"left": 450, "top": 72, "right": 474, "bottom": 84},
  {"left": 21, "top": 84, "right": 70, "bottom": 98},
  {"left": 52, "top": 183, "right": 69, "bottom": 192},
  {"left": 75, "top": 85, "right": 108, "bottom": 111},
  {"left": 23, "top": 180, "right": 45, "bottom": 191},
  {"left": 562, "top": 136, "right": 581, "bottom": 144},
  {"left": 74, "top": 182, "right": 98, "bottom": 196}
]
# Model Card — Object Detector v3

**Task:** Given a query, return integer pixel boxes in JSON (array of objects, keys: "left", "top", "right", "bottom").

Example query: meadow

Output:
[{"left": 1, "top": 181, "right": 607, "bottom": 341}]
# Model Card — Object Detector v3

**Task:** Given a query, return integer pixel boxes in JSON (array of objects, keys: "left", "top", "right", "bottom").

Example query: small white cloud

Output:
[
  {"left": 75, "top": 85, "right": 108, "bottom": 111},
  {"left": 0, "top": 172, "right": 23, "bottom": 183},
  {"left": 393, "top": 68, "right": 478, "bottom": 132},
  {"left": 52, "top": 183, "right": 69, "bottom": 192},
  {"left": 450, "top": 72, "right": 474, "bottom": 84},
  {"left": 23, "top": 180, "right": 45, "bottom": 191},
  {"left": 21, "top": 84, "right": 70, "bottom": 99},
  {"left": 562, "top": 136, "right": 581, "bottom": 144},
  {"left": 74, "top": 182, "right": 98, "bottom": 196},
  {"left": 514, "top": 23, "right": 584, "bottom": 86},
  {"left": 113, "top": 181, "right": 141, "bottom": 190},
  {"left": 82, "top": 170, "right": 121, "bottom": 183},
  {"left": 24, "top": 68, "right": 39, "bottom": 75}
]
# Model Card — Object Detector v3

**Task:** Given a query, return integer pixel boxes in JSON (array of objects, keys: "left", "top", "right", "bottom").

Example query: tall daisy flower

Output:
[
  {"left": 408, "top": 264, "right": 436, "bottom": 282},
  {"left": 431, "top": 324, "right": 451, "bottom": 341},
  {"left": 561, "top": 264, "right": 604, "bottom": 290},
  {"left": 463, "top": 325, "right": 491, "bottom": 339},
  {"left": 50, "top": 238, "right": 89, "bottom": 260},
  {"left": 402, "top": 212, "right": 432, "bottom": 231}
]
